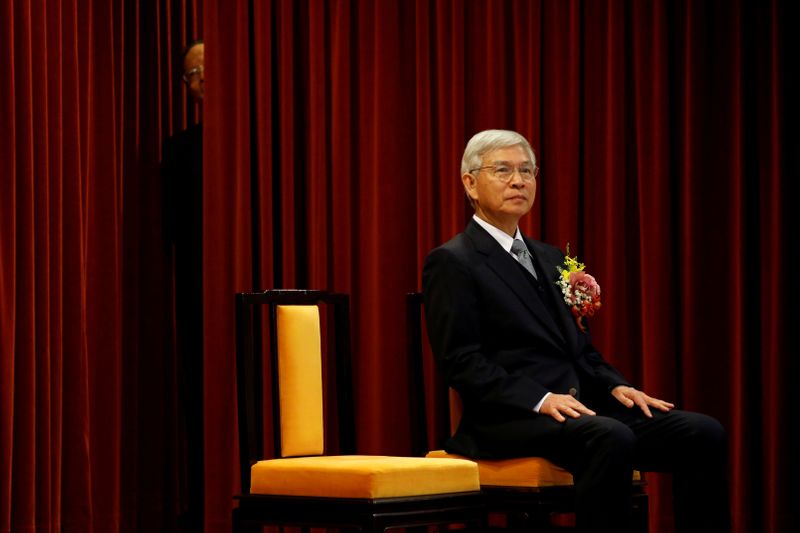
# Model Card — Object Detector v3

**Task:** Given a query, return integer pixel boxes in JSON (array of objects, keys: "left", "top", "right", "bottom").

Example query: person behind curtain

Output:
[
  {"left": 161, "top": 39, "right": 204, "bottom": 533},
  {"left": 422, "top": 129, "right": 730, "bottom": 533}
]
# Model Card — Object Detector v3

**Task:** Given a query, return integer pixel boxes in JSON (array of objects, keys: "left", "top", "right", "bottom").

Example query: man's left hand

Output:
[{"left": 611, "top": 385, "right": 674, "bottom": 418}]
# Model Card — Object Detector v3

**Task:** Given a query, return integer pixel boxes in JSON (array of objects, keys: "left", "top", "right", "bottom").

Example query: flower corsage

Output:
[{"left": 555, "top": 245, "right": 601, "bottom": 333}]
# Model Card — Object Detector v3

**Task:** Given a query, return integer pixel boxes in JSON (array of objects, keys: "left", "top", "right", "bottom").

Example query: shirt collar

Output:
[{"left": 472, "top": 214, "right": 524, "bottom": 254}]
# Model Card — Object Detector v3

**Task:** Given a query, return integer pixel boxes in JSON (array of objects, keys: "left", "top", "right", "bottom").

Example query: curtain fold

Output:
[{"left": 1, "top": 0, "right": 201, "bottom": 531}]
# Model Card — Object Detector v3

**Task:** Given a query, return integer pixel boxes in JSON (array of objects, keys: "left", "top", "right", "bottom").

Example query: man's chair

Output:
[
  {"left": 406, "top": 292, "right": 649, "bottom": 532},
  {"left": 232, "top": 289, "right": 484, "bottom": 532}
]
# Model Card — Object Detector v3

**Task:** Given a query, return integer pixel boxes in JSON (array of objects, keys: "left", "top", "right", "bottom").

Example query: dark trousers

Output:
[
  {"left": 560, "top": 408, "right": 729, "bottom": 533},
  {"left": 478, "top": 408, "right": 730, "bottom": 533}
]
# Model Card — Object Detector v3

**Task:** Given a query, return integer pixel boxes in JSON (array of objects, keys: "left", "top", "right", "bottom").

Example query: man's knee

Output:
[
  {"left": 659, "top": 411, "right": 728, "bottom": 473},
  {"left": 583, "top": 416, "right": 637, "bottom": 457},
  {"left": 683, "top": 411, "right": 727, "bottom": 450}
]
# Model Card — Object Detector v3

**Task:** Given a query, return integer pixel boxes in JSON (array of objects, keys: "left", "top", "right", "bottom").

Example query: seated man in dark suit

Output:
[{"left": 422, "top": 129, "right": 730, "bottom": 533}]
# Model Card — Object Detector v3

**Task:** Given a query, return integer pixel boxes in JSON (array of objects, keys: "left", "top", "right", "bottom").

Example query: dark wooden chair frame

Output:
[
  {"left": 406, "top": 292, "right": 649, "bottom": 532},
  {"left": 233, "top": 289, "right": 485, "bottom": 532}
]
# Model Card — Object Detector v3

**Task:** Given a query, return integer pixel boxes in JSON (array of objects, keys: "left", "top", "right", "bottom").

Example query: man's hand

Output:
[
  {"left": 540, "top": 393, "right": 596, "bottom": 423},
  {"left": 611, "top": 385, "right": 674, "bottom": 418}
]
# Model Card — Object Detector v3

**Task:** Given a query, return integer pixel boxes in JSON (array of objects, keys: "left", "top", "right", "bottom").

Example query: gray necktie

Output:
[{"left": 511, "top": 239, "right": 537, "bottom": 280}]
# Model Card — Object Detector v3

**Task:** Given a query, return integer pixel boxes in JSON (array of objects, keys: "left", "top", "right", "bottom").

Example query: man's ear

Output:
[{"left": 462, "top": 173, "right": 478, "bottom": 201}]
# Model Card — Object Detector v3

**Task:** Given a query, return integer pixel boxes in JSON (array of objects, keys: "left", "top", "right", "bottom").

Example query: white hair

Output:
[{"left": 460, "top": 129, "right": 536, "bottom": 176}]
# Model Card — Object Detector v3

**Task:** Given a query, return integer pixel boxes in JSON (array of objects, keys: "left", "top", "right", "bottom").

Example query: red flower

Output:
[{"left": 555, "top": 250, "right": 602, "bottom": 333}]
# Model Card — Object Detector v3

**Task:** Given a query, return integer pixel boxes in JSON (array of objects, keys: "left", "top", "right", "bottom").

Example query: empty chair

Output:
[{"left": 232, "top": 289, "right": 484, "bottom": 532}]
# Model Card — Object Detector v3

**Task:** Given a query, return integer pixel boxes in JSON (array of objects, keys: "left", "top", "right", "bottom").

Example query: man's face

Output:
[
  {"left": 183, "top": 43, "right": 204, "bottom": 102},
  {"left": 462, "top": 144, "right": 536, "bottom": 231}
]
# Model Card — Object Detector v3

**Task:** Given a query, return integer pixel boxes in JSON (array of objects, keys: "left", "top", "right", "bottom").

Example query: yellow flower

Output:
[{"left": 558, "top": 244, "right": 586, "bottom": 280}]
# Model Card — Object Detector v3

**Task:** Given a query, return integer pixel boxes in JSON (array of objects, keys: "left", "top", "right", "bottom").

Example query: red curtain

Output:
[
  {"left": 2, "top": 1, "right": 795, "bottom": 533},
  {"left": 0, "top": 0, "right": 201, "bottom": 531}
]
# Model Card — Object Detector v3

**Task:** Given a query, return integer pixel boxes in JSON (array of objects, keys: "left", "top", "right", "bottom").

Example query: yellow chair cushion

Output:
[
  {"left": 426, "top": 450, "right": 574, "bottom": 487},
  {"left": 426, "top": 450, "right": 641, "bottom": 487},
  {"left": 276, "top": 305, "right": 324, "bottom": 457},
  {"left": 250, "top": 455, "right": 480, "bottom": 498}
]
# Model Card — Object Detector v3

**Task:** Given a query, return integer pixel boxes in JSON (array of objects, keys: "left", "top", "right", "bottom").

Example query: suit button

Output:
[{"left": 568, "top": 387, "right": 578, "bottom": 397}]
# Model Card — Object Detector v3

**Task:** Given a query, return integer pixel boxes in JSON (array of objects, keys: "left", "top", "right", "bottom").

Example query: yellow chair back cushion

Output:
[{"left": 276, "top": 305, "right": 324, "bottom": 457}]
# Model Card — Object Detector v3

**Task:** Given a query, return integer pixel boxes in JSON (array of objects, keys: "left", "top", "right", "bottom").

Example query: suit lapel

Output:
[
  {"left": 527, "top": 238, "right": 580, "bottom": 355},
  {"left": 465, "top": 222, "right": 566, "bottom": 346}
]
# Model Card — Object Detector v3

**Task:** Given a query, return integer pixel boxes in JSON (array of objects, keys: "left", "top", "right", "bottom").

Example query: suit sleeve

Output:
[
  {"left": 578, "top": 344, "right": 632, "bottom": 392},
  {"left": 422, "top": 246, "right": 550, "bottom": 412}
]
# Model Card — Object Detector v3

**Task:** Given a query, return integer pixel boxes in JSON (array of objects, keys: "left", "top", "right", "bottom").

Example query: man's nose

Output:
[{"left": 508, "top": 170, "right": 525, "bottom": 187}]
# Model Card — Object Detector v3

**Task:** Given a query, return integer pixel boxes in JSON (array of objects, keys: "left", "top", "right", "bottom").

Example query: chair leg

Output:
[
  {"left": 631, "top": 493, "right": 649, "bottom": 533},
  {"left": 231, "top": 509, "right": 262, "bottom": 533}
]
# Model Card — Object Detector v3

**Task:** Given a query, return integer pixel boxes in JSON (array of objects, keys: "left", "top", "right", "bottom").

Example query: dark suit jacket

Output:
[
  {"left": 422, "top": 219, "right": 630, "bottom": 458},
  {"left": 162, "top": 123, "right": 203, "bottom": 344},
  {"left": 161, "top": 124, "right": 205, "bottom": 494}
]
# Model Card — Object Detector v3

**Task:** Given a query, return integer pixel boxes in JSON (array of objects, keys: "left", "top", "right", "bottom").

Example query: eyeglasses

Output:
[
  {"left": 469, "top": 163, "right": 539, "bottom": 183},
  {"left": 182, "top": 65, "right": 204, "bottom": 83}
]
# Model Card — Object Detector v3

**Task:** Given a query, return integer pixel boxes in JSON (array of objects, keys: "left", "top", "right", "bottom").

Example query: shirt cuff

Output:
[{"left": 533, "top": 392, "right": 551, "bottom": 413}]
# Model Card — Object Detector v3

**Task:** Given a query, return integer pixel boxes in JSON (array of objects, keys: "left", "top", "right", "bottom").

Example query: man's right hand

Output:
[{"left": 539, "top": 393, "right": 596, "bottom": 422}]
